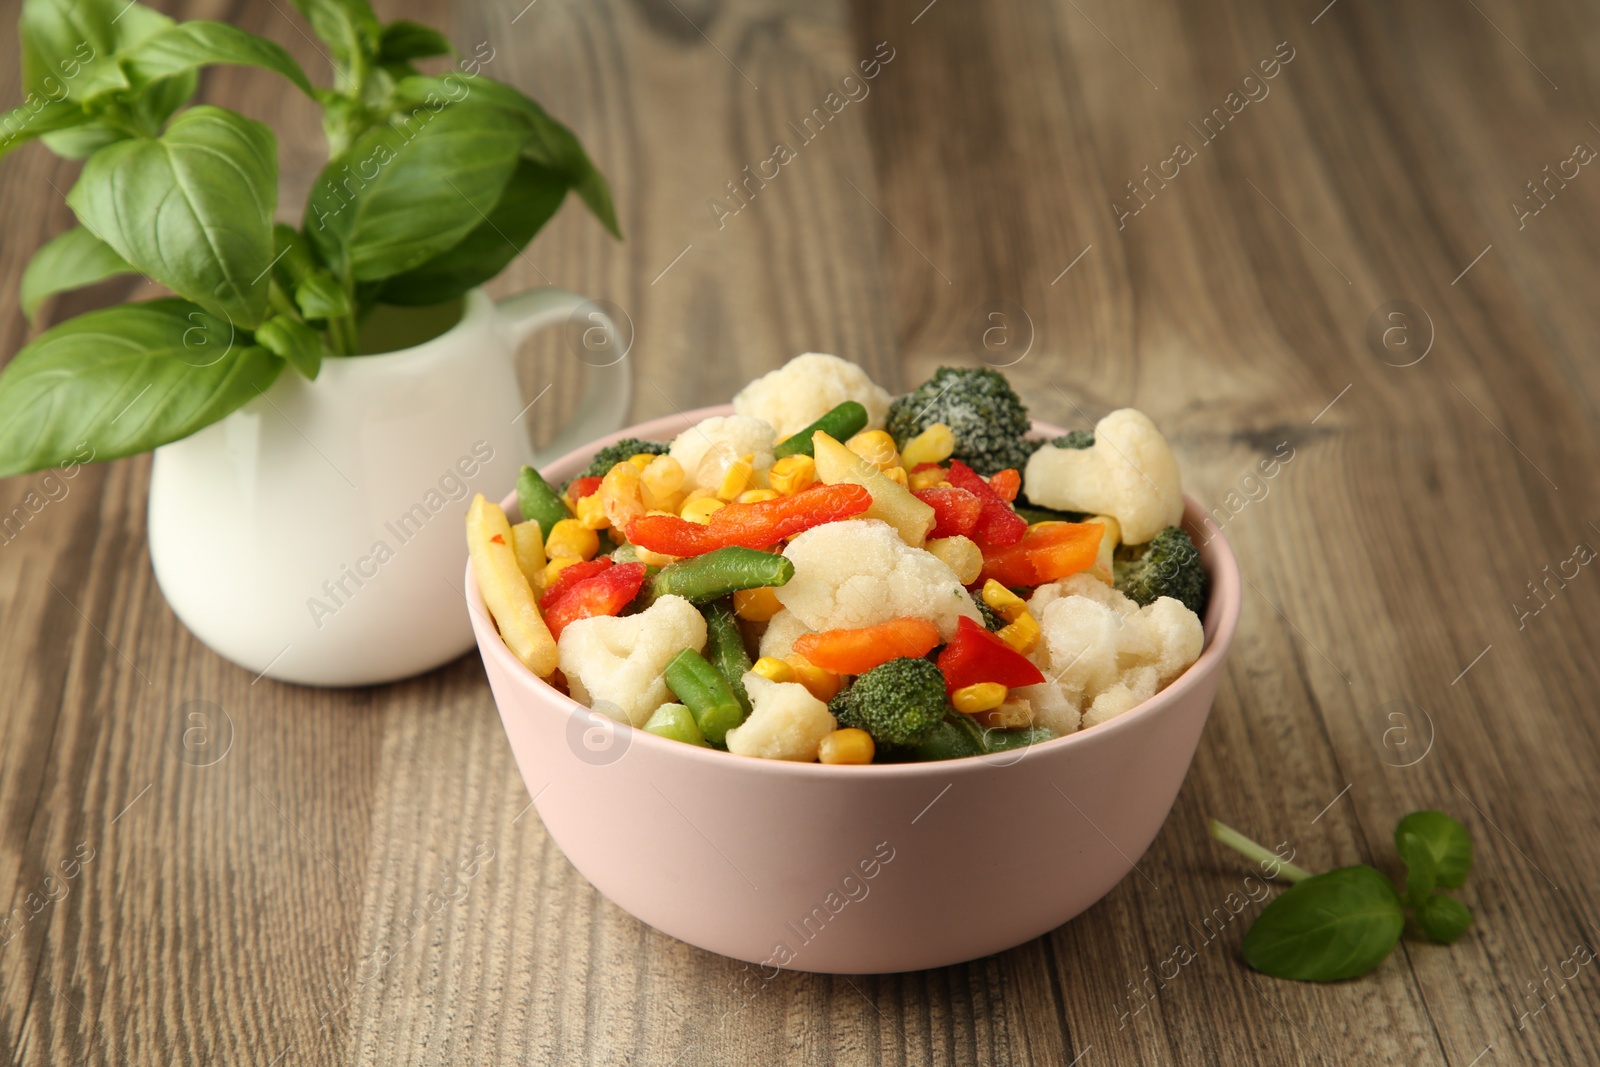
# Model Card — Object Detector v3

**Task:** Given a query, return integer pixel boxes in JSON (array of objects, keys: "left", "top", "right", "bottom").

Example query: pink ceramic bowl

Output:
[{"left": 467, "top": 406, "right": 1240, "bottom": 974}]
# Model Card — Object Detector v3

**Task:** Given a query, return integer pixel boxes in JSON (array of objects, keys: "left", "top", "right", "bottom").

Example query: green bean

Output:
[
  {"left": 643, "top": 703, "right": 709, "bottom": 747},
  {"left": 516, "top": 465, "right": 570, "bottom": 538},
  {"left": 773, "top": 401, "right": 869, "bottom": 459},
  {"left": 647, "top": 547, "right": 794, "bottom": 605},
  {"left": 1012, "top": 502, "right": 1090, "bottom": 525},
  {"left": 912, "top": 718, "right": 1054, "bottom": 760},
  {"left": 981, "top": 726, "right": 1055, "bottom": 753},
  {"left": 703, "top": 598, "right": 753, "bottom": 715},
  {"left": 664, "top": 648, "right": 745, "bottom": 744},
  {"left": 913, "top": 716, "right": 986, "bottom": 761}
]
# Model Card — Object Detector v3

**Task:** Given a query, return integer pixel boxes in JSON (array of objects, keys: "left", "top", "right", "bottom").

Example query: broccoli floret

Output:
[
  {"left": 572, "top": 438, "right": 669, "bottom": 483},
  {"left": 1052, "top": 430, "right": 1094, "bottom": 449},
  {"left": 1113, "top": 526, "right": 1208, "bottom": 617},
  {"left": 887, "top": 366, "right": 1033, "bottom": 477},
  {"left": 974, "top": 598, "right": 1007, "bottom": 632},
  {"left": 828, "top": 656, "right": 949, "bottom": 747}
]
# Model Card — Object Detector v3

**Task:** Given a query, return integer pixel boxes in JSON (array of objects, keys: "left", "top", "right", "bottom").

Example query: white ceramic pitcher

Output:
[{"left": 148, "top": 288, "right": 630, "bottom": 687}]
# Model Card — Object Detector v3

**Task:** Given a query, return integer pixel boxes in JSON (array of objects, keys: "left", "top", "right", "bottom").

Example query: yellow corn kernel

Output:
[
  {"left": 715, "top": 454, "right": 755, "bottom": 501},
  {"left": 880, "top": 465, "right": 909, "bottom": 487},
  {"left": 818, "top": 728, "right": 876, "bottom": 765},
  {"left": 977, "top": 697, "right": 1034, "bottom": 730},
  {"left": 901, "top": 422, "right": 955, "bottom": 467},
  {"left": 786, "top": 655, "right": 841, "bottom": 702},
  {"left": 634, "top": 545, "right": 678, "bottom": 567},
  {"left": 599, "top": 463, "right": 645, "bottom": 529},
  {"left": 544, "top": 518, "right": 598, "bottom": 562},
  {"left": 996, "top": 611, "right": 1041, "bottom": 655},
  {"left": 737, "top": 488, "right": 780, "bottom": 504},
  {"left": 768, "top": 454, "right": 817, "bottom": 496},
  {"left": 981, "top": 578, "right": 1027, "bottom": 622},
  {"left": 575, "top": 492, "right": 609, "bottom": 530},
  {"left": 953, "top": 682, "right": 1008, "bottom": 715},
  {"left": 926, "top": 535, "right": 983, "bottom": 585},
  {"left": 640, "top": 455, "right": 686, "bottom": 510},
  {"left": 543, "top": 555, "right": 582, "bottom": 587},
  {"left": 608, "top": 527, "right": 627, "bottom": 545},
  {"left": 734, "top": 586, "right": 784, "bottom": 622},
  {"left": 751, "top": 656, "right": 796, "bottom": 684},
  {"left": 628, "top": 452, "right": 656, "bottom": 471},
  {"left": 845, "top": 430, "right": 900, "bottom": 471},
  {"left": 907, "top": 466, "right": 947, "bottom": 491},
  {"left": 680, "top": 496, "right": 726, "bottom": 524}
]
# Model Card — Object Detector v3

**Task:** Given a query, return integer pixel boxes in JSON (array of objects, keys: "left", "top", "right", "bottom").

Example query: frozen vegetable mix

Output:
[{"left": 467, "top": 353, "right": 1210, "bottom": 763}]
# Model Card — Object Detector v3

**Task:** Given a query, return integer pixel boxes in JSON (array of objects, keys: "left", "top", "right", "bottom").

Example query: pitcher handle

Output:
[{"left": 493, "top": 288, "right": 633, "bottom": 467}]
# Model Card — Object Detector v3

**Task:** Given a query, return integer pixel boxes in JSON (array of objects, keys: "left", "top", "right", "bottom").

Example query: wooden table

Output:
[{"left": 3, "top": 0, "right": 1598, "bottom": 1062}]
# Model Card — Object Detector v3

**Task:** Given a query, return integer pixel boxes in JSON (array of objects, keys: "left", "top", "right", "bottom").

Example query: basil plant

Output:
[{"left": 0, "top": 0, "right": 618, "bottom": 478}]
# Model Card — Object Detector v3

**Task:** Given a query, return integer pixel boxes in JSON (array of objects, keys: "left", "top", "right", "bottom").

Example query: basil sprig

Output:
[
  {"left": 1209, "top": 811, "right": 1474, "bottom": 982},
  {"left": 0, "top": 0, "right": 618, "bottom": 479}
]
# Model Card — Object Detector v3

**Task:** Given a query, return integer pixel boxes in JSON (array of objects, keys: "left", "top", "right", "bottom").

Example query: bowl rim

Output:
[{"left": 468, "top": 404, "right": 1241, "bottom": 778}]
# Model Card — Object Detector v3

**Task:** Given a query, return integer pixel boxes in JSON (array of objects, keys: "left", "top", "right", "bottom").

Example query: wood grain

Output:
[{"left": 2, "top": 0, "right": 1598, "bottom": 1062}]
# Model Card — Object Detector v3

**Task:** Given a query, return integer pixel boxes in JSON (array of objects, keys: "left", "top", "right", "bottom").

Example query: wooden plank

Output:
[{"left": 0, "top": 0, "right": 1598, "bottom": 1062}]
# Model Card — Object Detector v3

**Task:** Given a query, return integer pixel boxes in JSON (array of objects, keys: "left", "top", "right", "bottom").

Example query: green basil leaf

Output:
[
  {"left": 1241, "top": 866, "right": 1405, "bottom": 982},
  {"left": 1394, "top": 811, "right": 1472, "bottom": 889},
  {"left": 304, "top": 104, "right": 527, "bottom": 282},
  {"left": 294, "top": 274, "right": 352, "bottom": 320},
  {"left": 378, "top": 20, "right": 452, "bottom": 62},
  {"left": 0, "top": 300, "right": 284, "bottom": 478},
  {"left": 20, "top": 0, "right": 170, "bottom": 100},
  {"left": 41, "top": 120, "right": 128, "bottom": 159},
  {"left": 289, "top": 0, "right": 380, "bottom": 91},
  {"left": 1396, "top": 830, "right": 1437, "bottom": 908},
  {"left": 67, "top": 105, "right": 278, "bottom": 328},
  {"left": 395, "top": 76, "right": 621, "bottom": 238},
  {"left": 131, "top": 70, "right": 199, "bottom": 130},
  {"left": 20, "top": 227, "right": 135, "bottom": 320},
  {"left": 254, "top": 314, "right": 323, "bottom": 380},
  {"left": 1414, "top": 893, "right": 1473, "bottom": 945},
  {"left": 0, "top": 98, "right": 91, "bottom": 158},
  {"left": 377, "top": 157, "right": 565, "bottom": 305},
  {"left": 271, "top": 224, "right": 353, "bottom": 320},
  {"left": 120, "top": 20, "right": 315, "bottom": 96}
]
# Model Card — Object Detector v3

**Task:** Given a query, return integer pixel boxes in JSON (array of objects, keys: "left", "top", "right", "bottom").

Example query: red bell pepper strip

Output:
[
  {"left": 946, "top": 460, "right": 1027, "bottom": 549},
  {"left": 541, "top": 561, "right": 647, "bottom": 638},
  {"left": 622, "top": 514, "right": 719, "bottom": 557},
  {"left": 979, "top": 522, "right": 1103, "bottom": 588},
  {"left": 626, "top": 483, "right": 872, "bottom": 556},
  {"left": 539, "top": 557, "right": 612, "bottom": 609},
  {"left": 911, "top": 486, "right": 982, "bottom": 539},
  {"left": 936, "top": 615, "right": 1046, "bottom": 694},
  {"left": 707, "top": 483, "right": 871, "bottom": 545},
  {"left": 568, "top": 475, "right": 603, "bottom": 500},
  {"left": 988, "top": 469, "right": 1021, "bottom": 503},
  {"left": 792, "top": 616, "right": 941, "bottom": 674}
]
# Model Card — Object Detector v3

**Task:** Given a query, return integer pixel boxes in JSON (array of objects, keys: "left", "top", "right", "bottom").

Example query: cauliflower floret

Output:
[
  {"left": 777, "top": 519, "right": 981, "bottom": 640},
  {"left": 557, "top": 595, "right": 707, "bottom": 726},
  {"left": 724, "top": 673, "right": 836, "bottom": 761},
  {"left": 1013, "top": 681, "right": 1080, "bottom": 736},
  {"left": 757, "top": 608, "right": 813, "bottom": 661},
  {"left": 1023, "top": 409, "right": 1184, "bottom": 544},
  {"left": 732, "top": 353, "right": 894, "bottom": 439},
  {"left": 1022, "top": 577, "right": 1203, "bottom": 731},
  {"left": 669, "top": 415, "right": 777, "bottom": 491}
]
